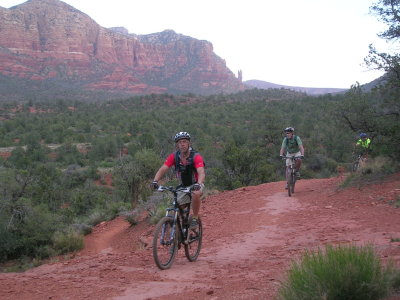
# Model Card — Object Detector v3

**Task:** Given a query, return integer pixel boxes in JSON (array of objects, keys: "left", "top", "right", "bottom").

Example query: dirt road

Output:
[{"left": 1, "top": 175, "right": 400, "bottom": 299}]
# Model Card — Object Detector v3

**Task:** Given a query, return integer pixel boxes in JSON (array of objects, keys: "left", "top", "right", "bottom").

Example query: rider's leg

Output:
[
  {"left": 295, "top": 158, "right": 302, "bottom": 171},
  {"left": 191, "top": 190, "right": 201, "bottom": 218}
]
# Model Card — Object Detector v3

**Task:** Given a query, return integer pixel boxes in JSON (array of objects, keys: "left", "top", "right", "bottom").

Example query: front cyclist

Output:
[{"left": 151, "top": 132, "right": 205, "bottom": 228}]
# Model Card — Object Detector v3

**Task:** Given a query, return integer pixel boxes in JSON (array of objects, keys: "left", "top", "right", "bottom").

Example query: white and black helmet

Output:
[
  {"left": 284, "top": 127, "right": 294, "bottom": 133},
  {"left": 174, "top": 131, "right": 191, "bottom": 142}
]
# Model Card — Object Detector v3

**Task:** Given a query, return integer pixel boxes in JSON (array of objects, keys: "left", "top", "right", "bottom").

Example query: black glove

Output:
[
  {"left": 300, "top": 155, "right": 304, "bottom": 159},
  {"left": 150, "top": 180, "right": 159, "bottom": 190},
  {"left": 191, "top": 183, "right": 202, "bottom": 191},
  {"left": 280, "top": 155, "right": 285, "bottom": 159}
]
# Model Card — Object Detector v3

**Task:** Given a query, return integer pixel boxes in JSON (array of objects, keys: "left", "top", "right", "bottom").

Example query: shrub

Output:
[
  {"left": 148, "top": 200, "right": 169, "bottom": 224},
  {"left": 278, "top": 244, "right": 396, "bottom": 300},
  {"left": 124, "top": 211, "right": 140, "bottom": 226},
  {"left": 85, "top": 210, "right": 107, "bottom": 227},
  {"left": 52, "top": 230, "right": 83, "bottom": 255},
  {"left": 71, "top": 223, "right": 93, "bottom": 235}
]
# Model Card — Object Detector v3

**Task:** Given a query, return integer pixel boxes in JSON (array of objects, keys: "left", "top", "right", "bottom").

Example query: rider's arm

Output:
[
  {"left": 195, "top": 166, "right": 205, "bottom": 185},
  {"left": 299, "top": 144, "right": 305, "bottom": 156},
  {"left": 193, "top": 155, "right": 205, "bottom": 185},
  {"left": 153, "top": 164, "right": 170, "bottom": 182},
  {"left": 280, "top": 139, "right": 286, "bottom": 156}
]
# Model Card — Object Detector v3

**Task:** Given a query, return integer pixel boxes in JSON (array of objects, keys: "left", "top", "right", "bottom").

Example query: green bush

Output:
[
  {"left": 148, "top": 200, "right": 169, "bottom": 224},
  {"left": 278, "top": 244, "right": 396, "bottom": 300},
  {"left": 52, "top": 230, "right": 83, "bottom": 255},
  {"left": 85, "top": 210, "right": 108, "bottom": 227},
  {"left": 124, "top": 211, "right": 141, "bottom": 226}
]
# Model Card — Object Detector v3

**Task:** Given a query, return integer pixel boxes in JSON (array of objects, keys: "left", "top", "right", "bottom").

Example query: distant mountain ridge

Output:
[
  {"left": 244, "top": 80, "right": 347, "bottom": 95},
  {"left": 0, "top": 0, "right": 244, "bottom": 100}
]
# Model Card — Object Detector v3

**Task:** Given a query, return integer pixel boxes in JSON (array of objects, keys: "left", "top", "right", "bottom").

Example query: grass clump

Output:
[
  {"left": 148, "top": 200, "right": 170, "bottom": 224},
  {"left": 278, "top": 244, "right": 397, "bottom": 300},
  {"left": 52, "top": 230, "right": 84, "bottom": 255}
]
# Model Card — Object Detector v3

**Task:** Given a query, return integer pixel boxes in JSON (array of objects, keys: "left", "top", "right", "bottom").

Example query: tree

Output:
[
  {"left": 366, "top": 0, "right": 400, "bottom": 86},
  {"left": 337, "top": 0, "right": 400, "bottom": 158},
  {"left": 215, "top": 142, "right": 277, "bottom": 189},
  {"left": 113, "top": 149, "right": 161, "bottom": 207}
]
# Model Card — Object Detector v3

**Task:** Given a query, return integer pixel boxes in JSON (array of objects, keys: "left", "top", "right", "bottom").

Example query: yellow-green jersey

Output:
[{"left": 356, "top": 138, "right": 371, "bottom": 149}]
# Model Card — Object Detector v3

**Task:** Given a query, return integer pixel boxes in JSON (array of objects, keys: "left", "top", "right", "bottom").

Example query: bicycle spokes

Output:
[
  {"left": 184, "top": 218, "right": 202, "bottom": 262},
  {"left": 153, "top": 217, "right": 177, "bottom": 270}
]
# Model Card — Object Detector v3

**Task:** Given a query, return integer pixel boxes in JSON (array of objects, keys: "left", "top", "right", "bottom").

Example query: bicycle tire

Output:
[
  {"left": 291, "top": 173, "right": 296, "bottom": 194},
  {"left": 352, "top": 161, "right": 359, "bottom": 172},
  {"left": 184, "top": 217, "right": 203, "bottom": 262},
  {"left": 152, "top": 216, "right": 177, "bottom": 270},
  {"left": 286, "top": 168, "right": 292, "bottom": 197}
]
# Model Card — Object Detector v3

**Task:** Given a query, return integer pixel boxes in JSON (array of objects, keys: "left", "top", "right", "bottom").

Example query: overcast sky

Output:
[{"left": 2, "top": 0, "right": 396, "bottom": 88}]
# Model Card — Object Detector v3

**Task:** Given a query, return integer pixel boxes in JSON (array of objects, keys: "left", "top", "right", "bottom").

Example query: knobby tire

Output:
[
  {"left": 153, "top": 216, "right": 177, "bottom": 270},
  {"left": 291, "top": 173, "right": 296, "bottom": 194},
  {"left": 286, "top": 168, "right": 292, "bottom": 197},
  {"left": 352, "top": 160, "right": 360, "bottom": 172},
  {"left": 184, "top": 217, "right": 203, "bottom": 262}
]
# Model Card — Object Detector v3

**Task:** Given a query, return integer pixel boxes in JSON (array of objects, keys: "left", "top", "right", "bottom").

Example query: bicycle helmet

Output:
[
  {"left": 284, "top": 127, "right": 294, "bottom": 133},
  {"left": 174, "top": 131, "right": 191, "bottom": 142},
  {"left": 359, "top": 133, "right": 367, "bottom": 138}
]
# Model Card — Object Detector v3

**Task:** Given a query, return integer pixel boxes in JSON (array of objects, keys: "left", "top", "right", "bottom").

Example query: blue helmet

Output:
[{"left": 359, "top": 133, "right": 367, "bottom": 138}]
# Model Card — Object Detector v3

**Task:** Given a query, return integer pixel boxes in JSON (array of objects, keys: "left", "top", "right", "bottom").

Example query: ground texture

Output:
[{"left": 1, "top": 174, "right": 400, "bottom": 300}]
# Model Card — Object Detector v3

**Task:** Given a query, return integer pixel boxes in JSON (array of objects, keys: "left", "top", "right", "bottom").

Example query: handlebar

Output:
[
  {"left": 280, "top": 155, "right": 304, "bottom": 160},
  {"left": 156, "top": 185, "right": 192, "bottom": 193}
]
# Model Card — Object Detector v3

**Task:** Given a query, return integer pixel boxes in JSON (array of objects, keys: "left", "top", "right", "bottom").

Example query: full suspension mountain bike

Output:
[
  {"left": 152, "top": 185, "right": 203, "bottom": 270},
  {"left": 282, "top": 156, "right": 300, "bottom": 197}
]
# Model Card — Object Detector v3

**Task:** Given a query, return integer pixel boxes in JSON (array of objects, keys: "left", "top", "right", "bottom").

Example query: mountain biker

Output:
[
  {"left": 279, "top": 127, "right": 305, "bottom": 184},
  {"left": 151, "top": 131, "right": 205, "bottom": 228},
  {"left": 355, "top": 133, "right": 371, "bottom": 158}
]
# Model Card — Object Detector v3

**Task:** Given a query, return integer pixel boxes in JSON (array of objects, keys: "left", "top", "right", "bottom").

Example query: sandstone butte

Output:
[{"left": 0, "top": 0, "right": 244, "bottom": 97}]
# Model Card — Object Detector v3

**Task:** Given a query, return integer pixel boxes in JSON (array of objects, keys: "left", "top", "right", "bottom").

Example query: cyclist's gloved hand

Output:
[
  {"left": 280, "top": 155, "right": 285, "bottom": 159},
  {"left": 300, "top": 155, "right": 304, "bottom": 159},
  {"left": 191, "top": 183, "right": 202, "bottom": 191},
  {"left": 150, "top": 180, "right": 159, "bottom": 190}
]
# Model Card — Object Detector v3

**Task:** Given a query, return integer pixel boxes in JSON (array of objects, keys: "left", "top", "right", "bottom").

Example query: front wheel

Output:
[
  {"left": 286, "top": 167, "right": 292, "bottom": 197},
  {"left": 290, "top": 173, "right": 296, "bottom": 194},
  {"left": 153, "top": 217, "right": 177, "bottom": 270},
  {"left": 184, "top": 217, "right": 203, "bottom": 262},
  {"left": 352, "top": 160, "right": 360, "bottom": 172}
]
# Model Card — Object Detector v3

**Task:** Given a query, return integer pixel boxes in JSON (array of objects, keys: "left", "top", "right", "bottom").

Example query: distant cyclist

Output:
[
  {"left": 151, "top": 132, "right": 205, "bottom": 228},
  {"left": 280, "top": 127, "right": 305, "bottom": 179},
  {"left": 355, "top": 133, "right": 371, "bottom": 158}
]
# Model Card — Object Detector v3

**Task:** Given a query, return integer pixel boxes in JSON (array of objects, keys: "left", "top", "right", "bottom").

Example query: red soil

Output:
[{"left": 1, "top": 174, "right": 400, "bottom": 300}]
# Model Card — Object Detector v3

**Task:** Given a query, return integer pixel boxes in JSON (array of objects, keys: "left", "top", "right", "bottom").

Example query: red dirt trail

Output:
[{"left": 1, "top": 175, "right": 400, "bottom": 300}]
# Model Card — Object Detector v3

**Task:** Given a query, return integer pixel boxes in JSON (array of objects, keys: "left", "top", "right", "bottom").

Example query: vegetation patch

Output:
[{"left": 278, "top": 244, "right": 399, "bottom": 300}]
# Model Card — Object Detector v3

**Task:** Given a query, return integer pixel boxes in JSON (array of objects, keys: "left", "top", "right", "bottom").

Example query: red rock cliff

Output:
[{"left": 0, "top": 0, "right": 244, "bottom": 96}]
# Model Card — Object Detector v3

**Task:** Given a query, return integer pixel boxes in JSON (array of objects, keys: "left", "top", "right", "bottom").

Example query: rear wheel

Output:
[
  {"left": 184, "top": 217, "right": 203, "bottom": 261},
  {"left": 153, "top": 217, "right": 177, "bottom": 270}
]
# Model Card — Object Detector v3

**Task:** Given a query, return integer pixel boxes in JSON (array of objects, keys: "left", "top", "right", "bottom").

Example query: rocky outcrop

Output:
[{"left": 0, "top": 0, "right": 244, "bottom": 97}]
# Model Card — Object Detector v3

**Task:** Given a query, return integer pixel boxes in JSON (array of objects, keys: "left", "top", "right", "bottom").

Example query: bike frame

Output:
[
  {"left": 282, "top": 156, "right": 298, "bottom": 197},
  {"left": 153, "top": 185, "right": 202, "bottom": 269},
  {"left": 158, "top": 186, "right": 191, "bottom": 246}
]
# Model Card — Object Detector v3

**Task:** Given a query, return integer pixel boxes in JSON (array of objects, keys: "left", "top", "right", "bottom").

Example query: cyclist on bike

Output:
[
  {"left": 355, "top": 133, "right": 371, "bottom": 158},
  {"left": 151, "top": 131, "right": 205, "bottom": 228},
  {"left": 279, "top": 127, "right": 305, "bottom": 184}
]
